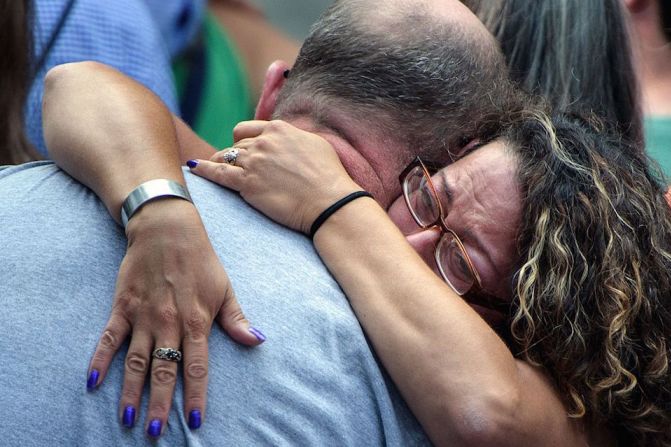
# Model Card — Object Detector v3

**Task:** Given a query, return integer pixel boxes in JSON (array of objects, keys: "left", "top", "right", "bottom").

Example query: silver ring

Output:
[
  {"left": 222, "top": 148, "right": 239, "bottom": 166},
  {"left": 152, "top": 347, "right": 182, "bottom": 362}
]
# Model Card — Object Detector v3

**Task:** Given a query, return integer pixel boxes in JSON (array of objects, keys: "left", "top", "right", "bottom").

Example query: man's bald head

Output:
[{"left": 276, "top": 0, "right": 520, "bottom": 164}]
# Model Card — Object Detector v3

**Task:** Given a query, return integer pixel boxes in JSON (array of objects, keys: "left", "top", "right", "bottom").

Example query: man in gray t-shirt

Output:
[
  {"left": 0, "top": 162, "right": 426, "bottom": 445},
  {"left": 0, "top": 0, "right": 516, "bottom": 444}
]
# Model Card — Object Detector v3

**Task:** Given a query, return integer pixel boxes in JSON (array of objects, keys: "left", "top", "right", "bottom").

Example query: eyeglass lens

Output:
[
  {"left": 404, "top": 164, "right": 476, "bottom": 296},
  {"left": 403, "top": 165, "right": 440, "bottom": 227},
  {"left": 436, "top": 233, "right": 476, "bottom": 295}
]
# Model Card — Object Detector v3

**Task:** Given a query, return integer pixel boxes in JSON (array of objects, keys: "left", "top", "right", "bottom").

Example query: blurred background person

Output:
[
  {"left": 624, "top": 0, "right": 671, "bottom": 177},
  {"left": 0, "top": 0, "right": 38, "bottom": 164},
  {"left": 25, "top": 0, "right": 178, "bottom": 159},
  {"left": 1, "top": 0, "right": 327, "bottom": 164},
  {"left": 168, "top": 0, "right": 301, "bottom": 148},
  {"left": 463, "top": 0, "right": 643, "bottom": 147}
]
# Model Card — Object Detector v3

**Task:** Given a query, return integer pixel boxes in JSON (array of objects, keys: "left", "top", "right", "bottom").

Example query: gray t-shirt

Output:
[{"left": 0, "top": 162, "right": 429, "bottom": 446}]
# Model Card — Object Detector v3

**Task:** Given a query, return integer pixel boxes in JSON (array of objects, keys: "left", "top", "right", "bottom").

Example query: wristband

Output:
[
  {"left": 310, "top": 191, "right": 373, "bottom": 239},
  {"left": 121, "top": 179, "right": 192, "bottom": 228}
]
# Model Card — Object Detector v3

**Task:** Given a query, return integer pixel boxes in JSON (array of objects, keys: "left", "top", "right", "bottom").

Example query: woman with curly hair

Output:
[{"left": 183, "top": 109, "right": 671, "bottom": 446}]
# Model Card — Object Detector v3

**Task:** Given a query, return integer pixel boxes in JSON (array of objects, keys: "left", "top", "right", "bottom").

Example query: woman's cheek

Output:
[{"left": 387, "top": 195, "right": 420, "bottom": 234}]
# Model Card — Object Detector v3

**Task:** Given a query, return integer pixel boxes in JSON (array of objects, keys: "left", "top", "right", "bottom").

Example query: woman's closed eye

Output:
[{"left": 447, "top": 244, "right": 471, "bottom": 280}]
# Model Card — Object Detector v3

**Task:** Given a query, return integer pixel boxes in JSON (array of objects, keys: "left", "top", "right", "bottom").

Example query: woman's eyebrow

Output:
[{"left": 437, "top": 169, "right": 454, "bottom": 205}]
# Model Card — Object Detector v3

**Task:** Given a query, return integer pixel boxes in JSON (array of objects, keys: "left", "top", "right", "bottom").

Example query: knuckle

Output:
[
  {"left": 99, "top": 328, "right": 121, "bottom": 351},
  {"left": 113, "top": 290, "right": 139, "bottom": 316},
  {"left": 267, "top": 120, "right": 286, "bottom": 132},
  {"left": 253, "top": 137, "right": 270, "bottom": 151},
  {"left": 152, "top": 364, "right": 177, "bottom": 385},
  {"left": 184, "top": 312, "right": 209, "bottom": 339},
  {"left": 157, "top": 305, "right": 179, "bottom": 325},
  {"left": 125, "top": 352, "right": 150, "bottom": 376},
  {"left": 184, "top": 359, "right": 208, "bottom": 381},
  {"left": 223, "top": 305, "right": 246, "bottom": 325}
]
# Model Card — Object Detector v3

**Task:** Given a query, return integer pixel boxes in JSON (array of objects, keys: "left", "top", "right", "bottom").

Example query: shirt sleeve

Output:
[{"left": 26, "top": 0, "right": 179, "bottom": 157}]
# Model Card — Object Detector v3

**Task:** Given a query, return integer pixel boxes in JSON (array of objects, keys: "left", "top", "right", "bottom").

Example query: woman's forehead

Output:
[{"left": 434, "top": 140, "right": 518, "bottom": 196}]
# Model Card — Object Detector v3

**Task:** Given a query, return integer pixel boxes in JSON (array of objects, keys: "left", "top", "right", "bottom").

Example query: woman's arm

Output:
[
  {"left": 311, "top": 199, "right": 585, "bottom": 447},
  {"left": 43, "top": 61, "right": 263, "bottom": 436},
  {"left": 190, "top": 120, "right": 588, "bottom": 447}
]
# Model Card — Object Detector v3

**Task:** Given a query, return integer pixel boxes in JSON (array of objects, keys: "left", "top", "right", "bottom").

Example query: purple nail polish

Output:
[
  {"left": 188, "top": 409, "right": 202, "bottom": 430},
  {"left": 186, "top": 159, "right": 198, "bottom": 169},
  {"left": 249, "top": 327, "right": 266, "bottom": 342},
  {"left": 86, "top": 369, "right": 99, "bottom": 390},
  {"left": 147, "top": 419, "right": 162, "bottom": 437},
  {"left": 122, "top": 406, "right": 136, "bottom": 428}
]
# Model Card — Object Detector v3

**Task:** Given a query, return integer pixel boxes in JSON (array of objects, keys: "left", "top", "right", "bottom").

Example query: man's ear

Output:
[{"left": 255, "top": 60, "right": 291, "bottom": 120}]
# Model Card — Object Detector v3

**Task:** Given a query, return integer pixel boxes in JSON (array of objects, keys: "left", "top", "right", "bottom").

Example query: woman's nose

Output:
[{"left": 405, "top": 226, "right": 442, "bottom": 271}]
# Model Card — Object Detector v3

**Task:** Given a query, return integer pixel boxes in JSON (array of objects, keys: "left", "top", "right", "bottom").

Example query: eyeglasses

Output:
[{"left": 399, "top": 157, "right": 483, "bottom": 296}]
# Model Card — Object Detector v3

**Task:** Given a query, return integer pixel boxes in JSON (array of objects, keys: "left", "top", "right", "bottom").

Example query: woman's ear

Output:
[{"left": 255, "top": 60, "right": 292, "bottom": 120}]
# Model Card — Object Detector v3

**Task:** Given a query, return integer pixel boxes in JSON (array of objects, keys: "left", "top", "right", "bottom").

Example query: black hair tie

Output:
[{"left": 309, "top": 191, "right": 373, "bottom": 240}]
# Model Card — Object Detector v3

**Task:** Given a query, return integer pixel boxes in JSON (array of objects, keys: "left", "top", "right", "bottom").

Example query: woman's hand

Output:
[
  {"left": 188, "top": 120, "right": 361, "bottom": 234},
  {"left": 86, "top": 199, "right": 265, "bottom": 435}
]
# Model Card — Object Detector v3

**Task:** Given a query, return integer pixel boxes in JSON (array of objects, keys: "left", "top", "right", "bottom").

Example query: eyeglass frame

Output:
[{"left": 398, "top": 156, "right": 487, "bottom": 297}]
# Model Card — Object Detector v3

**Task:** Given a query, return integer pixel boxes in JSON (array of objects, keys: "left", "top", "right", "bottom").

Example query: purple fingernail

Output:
[
  {"left": 86, "top": 369, "right": 99, "bottom": 390},
  {"left": 122, "top": 406, "right": 136, "bottom": 428},
  {"left": 188, "top": 409, "right": 202, "bottom": 430},
  {"left": 249, "top": 327, "right": 266, "bottom": 342},
  {"left": 147, "top": 419, "right": 162, "bottom": 437},
  {"left": 186, "top": 159, "right": 198, "bottom": 169}
]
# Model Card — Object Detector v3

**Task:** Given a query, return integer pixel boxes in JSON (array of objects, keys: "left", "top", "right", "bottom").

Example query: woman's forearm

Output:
[
  {"left": 313, "top": 199, "right": 549, "bottom": 446},
  {"left": 42, "top": 61, "right": 211, "bottom": 222}
]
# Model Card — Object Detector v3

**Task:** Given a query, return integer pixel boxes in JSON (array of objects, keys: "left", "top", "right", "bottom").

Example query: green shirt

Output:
[
  {"left": 174, "top": 13, "right": 253, "bottom": 149},
  {"left": 645, "top": 116, "right": 671, "bottom": 181}
]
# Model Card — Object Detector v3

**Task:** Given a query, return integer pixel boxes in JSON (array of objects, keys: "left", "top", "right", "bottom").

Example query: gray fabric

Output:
[{"left": 0, "top": 162, "right": 429, "bottom": 446}]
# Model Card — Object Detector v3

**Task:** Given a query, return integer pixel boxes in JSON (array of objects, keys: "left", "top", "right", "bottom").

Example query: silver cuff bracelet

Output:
[{"left": 120, "top": 179, "right": 192, "bottom": 228}]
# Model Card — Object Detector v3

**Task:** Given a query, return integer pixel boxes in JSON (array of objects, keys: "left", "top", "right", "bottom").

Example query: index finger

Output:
[{"left": 233, "top": 121, "right": 269, "bottom": 142}]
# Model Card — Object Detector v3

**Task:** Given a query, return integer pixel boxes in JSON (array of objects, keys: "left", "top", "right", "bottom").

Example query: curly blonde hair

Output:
[{"left": 506, "top": 111, "right": 671, "bottom": 446}]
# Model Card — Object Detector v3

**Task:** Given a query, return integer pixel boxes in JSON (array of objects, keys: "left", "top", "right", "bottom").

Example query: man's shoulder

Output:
[
  {"left": 0, "top": 163, "right": 430, "bottom": 446},
  {"left": 185, "top": 169, "right": 317, "bottom": 259}
]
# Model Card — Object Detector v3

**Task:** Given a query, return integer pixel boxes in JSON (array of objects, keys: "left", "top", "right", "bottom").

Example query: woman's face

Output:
[{"left": 388, "top": 140, "right": 522, "bottom": 324}]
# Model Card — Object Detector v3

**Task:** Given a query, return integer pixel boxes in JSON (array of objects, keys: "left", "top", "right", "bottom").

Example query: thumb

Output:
[
  {"left": 215, "top": 287, "right": 266, "bottom": 346},
  {"left": 187, "top": 159, "right": 245, "bottom": 192}
]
